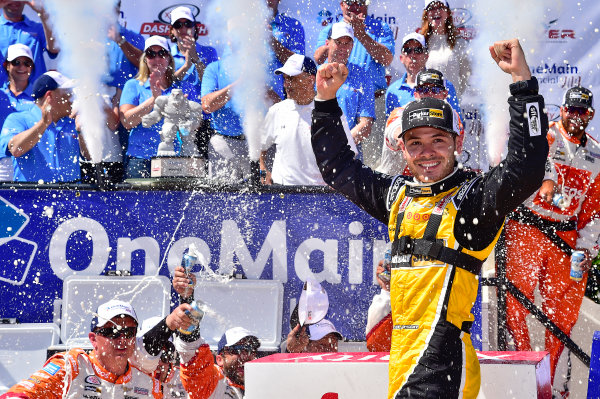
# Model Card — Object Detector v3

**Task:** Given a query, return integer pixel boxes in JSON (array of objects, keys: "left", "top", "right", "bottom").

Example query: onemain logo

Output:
[
  {"left": 317, "top": 10, "right": 398, "bottom": 26},
  {"left": 140, "top": 3, "right": 208, "bottom": 36},
  {"left": 531, "top": 63, "right": 578, "bottom": 75},
  {"left": 532, "top": 62, "right": 581, "bottom": 88}
]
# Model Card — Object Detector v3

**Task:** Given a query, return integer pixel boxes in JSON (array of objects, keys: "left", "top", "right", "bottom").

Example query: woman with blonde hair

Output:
[
  {"left": 119, "top": 35, "right": 199, "bottom": 178},
  {"left": 420, "top": 0, "right": 471, "bottom": 96}
]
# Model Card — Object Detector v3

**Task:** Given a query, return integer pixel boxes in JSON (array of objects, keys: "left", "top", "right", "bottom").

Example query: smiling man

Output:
[{"left": 311, "top": 38, "right": 549, "bottom": 398}]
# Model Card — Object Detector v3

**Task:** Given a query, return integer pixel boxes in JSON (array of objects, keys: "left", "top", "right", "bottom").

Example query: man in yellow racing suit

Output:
[{"left": 310, "top": 39, "right": 549, "bottom": 398}]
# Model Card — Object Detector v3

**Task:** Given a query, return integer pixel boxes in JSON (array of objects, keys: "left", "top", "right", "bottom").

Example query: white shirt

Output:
[
  {"left": 426, "top": 34, "right": 471, "bottom": 97},
  {"left": 261, "top": 99, "right": 357, "bottom": 186}
]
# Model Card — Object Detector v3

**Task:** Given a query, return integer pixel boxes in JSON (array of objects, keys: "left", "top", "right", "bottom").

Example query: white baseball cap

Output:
[
  {"left": 401, "top": 32, "right": 427, "bottom": 49},
  {"left": 6, "top": 43, "right": 33, "bottom": 62},
  {"left": 330, "top": 22, "right": 354, "bottom": 40},
  {"left": 308, "top": 319, "right": 343, "bottom": 341},
  {"left": 424, "top": 0, "right": 450, "bottom": 10},
  {"left": 274, "top": 54, "right": 318, "bottom": 77},
  {"left": 298, "top": 277, "right": 329, "bottom": 326},
  {"left": 144, "top": 35, "right": 170, "bottom": 52},
  {"left": 170, "top": 6, "right": 194, "bottom": 24},
  {"left": 91, "top": 299, "right": 138, "bottom": 330},
  {"left": 217, "top": 327, "right": 260, "bottom": 353}
]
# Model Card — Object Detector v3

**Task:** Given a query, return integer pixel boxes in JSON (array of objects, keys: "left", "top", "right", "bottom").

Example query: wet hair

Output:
[
  {"left": 420, "top": 5, "right": 458, "bottom": 50},
  {"left": 135, "top": 52, "right": 176, "bottom": 87}
]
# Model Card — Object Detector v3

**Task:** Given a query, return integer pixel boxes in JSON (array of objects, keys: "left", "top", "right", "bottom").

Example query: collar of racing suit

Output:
[
  {"left": 404, "top": 167, "right": 467, "bottom": 197},
  {"left": 89, "top": 350, "right": 133, "bottom": 384}
]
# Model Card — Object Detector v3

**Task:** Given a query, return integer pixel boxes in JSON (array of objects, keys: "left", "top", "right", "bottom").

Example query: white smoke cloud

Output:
[
  {"left": 205, "top": 0, "right": 271, "bottom": 162},
  {"left": 44, "top": 0, "right": 117, "bottom": 164},
  {"left": 470, "top": 0, "right": 555, "bottom": 166}
]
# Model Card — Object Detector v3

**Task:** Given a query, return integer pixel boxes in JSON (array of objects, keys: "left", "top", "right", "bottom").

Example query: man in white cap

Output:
[
  {"left": 0, "top": 71, "right": 85, "bottom": 183},
  {"left": 0, "top": 0, "right": 59, "bottom": 83},
  {"left": 259, "top": 53, "right": 356, "bottom": 185},
  {"left": 314, "top": 0, "right": 394, "bottom": 94},
  {"left": 2, "top": 300, "right": 163, "bottom": 398},
  {"left": 287, "top": 318, "right": 343, "bottom": 353},
  {"left": 326, "top": 21, "right": 375, "bottom": 155}
]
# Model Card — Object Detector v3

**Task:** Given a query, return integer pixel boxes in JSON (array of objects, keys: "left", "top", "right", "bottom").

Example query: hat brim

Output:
[
  {"left": 400, "top": 124, "right": 458, "bottom": 139},
  {"left": 274, "top": 67, "right": 301, "bottom": 77}
]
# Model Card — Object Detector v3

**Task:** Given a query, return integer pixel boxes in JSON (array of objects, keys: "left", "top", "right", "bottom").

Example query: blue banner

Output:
[{"left": 0, "top": 188, "right": 394, "bottom": 342}]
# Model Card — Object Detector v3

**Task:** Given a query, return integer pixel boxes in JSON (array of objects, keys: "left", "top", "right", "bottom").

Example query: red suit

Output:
[{"left": 505, "top": 120, "right": 600, "bottom": 380}]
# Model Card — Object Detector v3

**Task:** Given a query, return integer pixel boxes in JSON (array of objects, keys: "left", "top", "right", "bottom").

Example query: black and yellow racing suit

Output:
[{"left": 310, "top": 77, "right": 548, "bottom": 399}]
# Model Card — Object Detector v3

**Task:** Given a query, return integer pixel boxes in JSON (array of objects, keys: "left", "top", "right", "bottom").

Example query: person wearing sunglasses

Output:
[
  {"left": 504, "top": 85, "right": 600, "bottom": 391},
  {"left": 168, "top": 6, "right": 217, "bottom": 86},
  {"left": 314, "top": 0, "right": 394, "bottom": 94},
  {"left": 420, "top": 1, "right": 471, "bottom": 97},
  {"left": 119, "top": 35, "right": 200, "bottom": 178},
  {"left": 0, "top": 0, "right": 59, "bottom": 84},
  {"left": 0, "top": 44, "right": 35, "bottom": 181},
  {"left": 1, "top": 300, "right": 164, "bottom": 398}
]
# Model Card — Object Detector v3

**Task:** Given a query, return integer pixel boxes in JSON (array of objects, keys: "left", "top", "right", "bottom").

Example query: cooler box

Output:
[
  {"left": 60, "top": 275, "right": 171, "bottom": 346},
  {"left": 0, "top": 323, "right": 60, "bottom": 393},
  {"left": 245, "top": 351, "right": 552, "bottom": 399}
]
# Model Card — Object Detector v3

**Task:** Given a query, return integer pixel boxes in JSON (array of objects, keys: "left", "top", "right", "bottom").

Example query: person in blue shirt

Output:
[
  {"left": 385, "top": 33, "right": 461, "bottom": 120},
  {"left": 314, "top": 0, "right": 394, "bottom": 93},
  {"left": 267, "top": 0, "right": 306, "bottom": 101},
  {"left": 0, "top": 44, "right": 35, "bottom": 180},
  {"left": 326, "top": 22, "right": 375, "bottom": 155},
  {"left": 201, "top": 51, "right": 251, "bottom": 183},
  {"left": 105, "top": 1, "right": 144, "bottom": 91},
  {"left": 0, "top": 0, "right": 59, "bottom": 84},
  {"left": 120, "top": 36, "right": 199, "bottom": 179},
  {"left": 0, "top": 71, "right": 82, "bottom": 183}
]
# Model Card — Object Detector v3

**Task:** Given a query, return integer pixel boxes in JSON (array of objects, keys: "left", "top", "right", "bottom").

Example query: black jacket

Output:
[{"left": 311, "top": 78, "right": 550, "bottom": 251}]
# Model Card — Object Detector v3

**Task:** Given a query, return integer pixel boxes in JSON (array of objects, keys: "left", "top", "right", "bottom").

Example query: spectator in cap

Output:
[
  {"left": 119, "top": 35, "right": 200, "bottom": 178},
  {"left": 314, "top": 0, "right": 395, "bottom": 93},
  {"left": 0, "top": 0, "right": 59, "bottom": 84},
  {"left": 326, "top": 21, "right": 375, "bottom": 156},
  {"left": 259, "top": 54, "right": 356, "bottom": 186},
  {"left": 420, "top": 0, "right": 471, "bottom": 96},
  {"left": 168, "top": 6, "right": 217, "bottom": 86},
  {"left": 385, "top": 33, "right": 461, "bottom": 119},
  {"left": 171, "top": 266, "right": 260, "bottom": 399},
  {"left": 266, "top": 0, "right": 306, "bottom": 101},
  {"left": 0, "top": 43, "right": 35, "bottom": 181},
  {"left": 286, "top": 318, "right": 343, "bottom": 353},
  {"left": 0, "top": 71, "right": 87, "bottom": 183},
  {"left": 2, "top": 299, "right": 165, "bottom": 397}
]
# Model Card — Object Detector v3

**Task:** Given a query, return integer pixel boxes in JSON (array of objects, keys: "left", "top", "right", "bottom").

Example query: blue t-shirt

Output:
[
  {"left": 170, "top": 41, "right": 218, "bottom": 87},
  {"left": 0, "top": 107, "right": 80, "bottom": 182},
  {"left": 269, "top": 12, "right": 305, "bottom": 99},
  {"left": 200, "top": 60, "right": 243, "bottom": 137},
  {"left": 317, "top": 16, "right": 395, "bottom": 91},
  {"left": 0, "top": 53, "right": 6, "bottom": 86},
  {"left": 120, "top": 78, "right": 199, "bottom": 159},
  {"left": 0, "top": 14, "right": 58, "bottom": 83},
  {"left": 385, "top": 73, "right": 463, "bottom": 122},
  {"left": 336, "top": 63, "right": 376, "bottom": 131},
  {"left": 0, "top": 84, "right": 34, "bottom": 162},
  {"left": 104, "top": 26, "right": 145, "bottom": 89}
]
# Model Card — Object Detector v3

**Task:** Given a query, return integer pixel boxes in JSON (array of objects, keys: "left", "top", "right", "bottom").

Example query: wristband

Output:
[{"left": 509, "top": 76, "right": 539, "bottom": 96}]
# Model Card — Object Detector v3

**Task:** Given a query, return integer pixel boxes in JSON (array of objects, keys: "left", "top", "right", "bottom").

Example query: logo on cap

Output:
[{"left": 409, "top": 108, "right": 444, "bottom": 121}]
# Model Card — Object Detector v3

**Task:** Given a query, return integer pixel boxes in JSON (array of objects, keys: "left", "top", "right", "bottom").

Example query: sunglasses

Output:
[
  {"left": 145, "top": 49, "right": 170, "bottom": 59},
  {"left": 416, "top": 86, "right": 445, "bottom": 95},
  {"left": 94, "top": 326, "right": 137, "bottom": 339},
  {"left": 402, "top": 47, "right": 425, "bottom": 55},
  {"left": 173, "top": 20, "right": 195, "bottom": 30},
  {"left": 10, "top": 59, "right": 33, "bottom": 68},
  {"left": 565, "top": 106, "right": 590, "bottom": 116},
  {"left": 224, "top": 344, "right": 257, "bottom": 356}
]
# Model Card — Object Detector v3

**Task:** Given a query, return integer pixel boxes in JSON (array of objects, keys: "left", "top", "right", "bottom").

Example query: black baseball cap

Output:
[
  {"left": 416, "top": 69, "right": 446, "bottom": 89},
  {"left": 562, "top": 86, "right": 594, "bottom": 109},
  {"left": 400, "top": 97, "right": 460, "bottom": 138}
]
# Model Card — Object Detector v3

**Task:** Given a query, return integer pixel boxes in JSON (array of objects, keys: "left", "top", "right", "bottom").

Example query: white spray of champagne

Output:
[
  {"left": 43, "top": 0, "right": 117, "bottom": 164},
  {"left": 470, "top": 0, "right": 553, "bottom": 166},
  {"left": 205, "top": 0, "right": 271, "bottom": 162}
]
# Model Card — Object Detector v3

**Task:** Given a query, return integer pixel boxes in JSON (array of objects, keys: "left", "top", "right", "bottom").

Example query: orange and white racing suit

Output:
[
  {"left": 174, "top": 337, "right": 244, "bottom": 399},
  {"left": 0, "top": 349, "right": 162, "bottom": 399},
  {"left": 505, "top": 120, "right": 600, "bottom": 381}
]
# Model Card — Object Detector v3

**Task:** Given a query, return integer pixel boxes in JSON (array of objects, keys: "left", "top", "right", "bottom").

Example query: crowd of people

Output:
[{"left": 1, "top": 0, "right": 599, "bottom": 398}]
